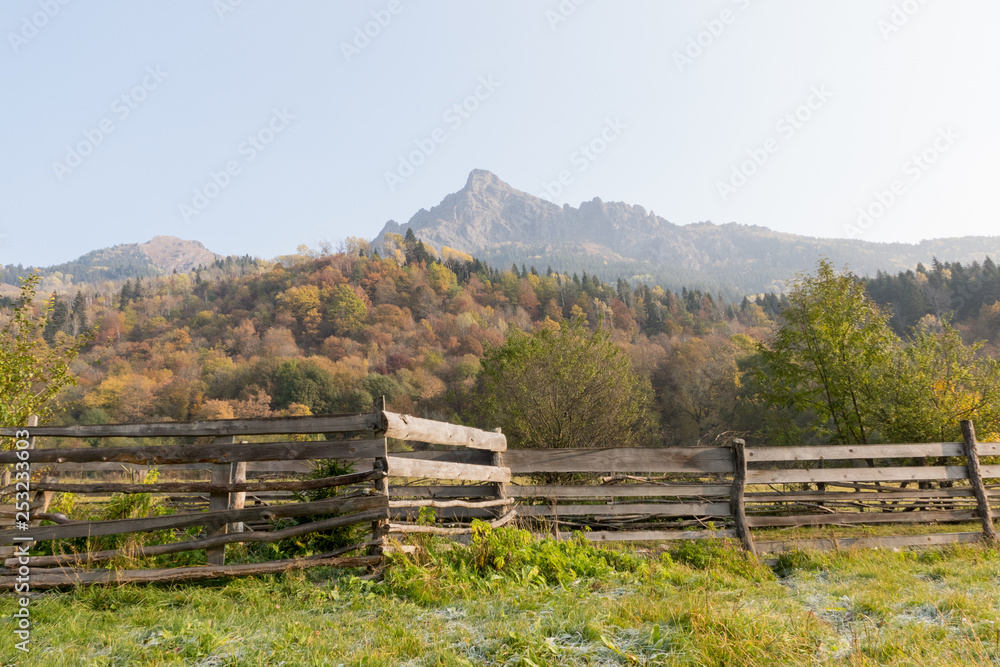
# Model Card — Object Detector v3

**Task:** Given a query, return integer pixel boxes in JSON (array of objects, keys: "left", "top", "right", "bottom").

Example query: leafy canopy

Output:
[
  {"left": 475, "top": 317, "right": 655, "bottom": 449},
  {"left": 754, "top": 260, "right": 1000, "bottom": 444},
  {"left": 0, "top": 273, "right": 90, "bottom": 436}
]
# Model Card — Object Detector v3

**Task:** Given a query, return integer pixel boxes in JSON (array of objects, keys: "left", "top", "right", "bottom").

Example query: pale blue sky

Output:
[{"left": 2, "top": 0, "right": 998, "bottom": 267}]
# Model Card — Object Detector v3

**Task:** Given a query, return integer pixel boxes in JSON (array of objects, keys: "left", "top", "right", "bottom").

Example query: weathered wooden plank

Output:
[
  {"left": 0, "top": 501, "right": 44, "bottom": 517},
  {"left": 51, "top": 461, "right": 303, "bottom": 474},
  {"left": 388, "top": 509, "right": 515, "bottom": 535},
  {"left": 390, "top": 449, "right": 495, "bottom": 465},
  {"left": 0, "top": 493, "right": 388, "bottom": 544},
  {"left": 978, "top": 442, "right": 1000, "bottom": 456},
  {"left": 747, "top": 443, "right": 965, "bottom": 462},
  {"left": 0, "top": 413, "right": 383, "bottom": 439},
  {"left": 45, "top": 452, "right": 502, "bottom": 475},
  {"left": 747, "top": 509, "right": 979, "bottom": 528},
  {"left": 756, "top": 532, "right": 984, "bottom": 553},
  {"left": 388, "top": 485, "right": 498, "bottom": 499},
  {"left": 18, "top": 470, "right": 384, "bottom": 495},
  {"left": 5, "top": 508, "right": 389, "bottom": 569},
  {"left": 745, "top": 488, "right": 979, "bottom": 502},
  {"left": 746, "top": 465, "right": 975, "bottom": 485},
  {"left": 508, "top": 484, "right": 733, "bottom": 498},
  {"left": 0, "top": 438, "right": 384, "bottom": 466},
  {"left": 745, "top": 442, "right": 1000, "bottom": 462},
  {"left": 0, "top": 555, "right": 383, "bottom": 590},
  {"left": 388, "top": 498, "right": 514, "bottom": 509},
  {"left": 504, "top": 448, "right": 734, "bottom": 474},
  {"left": 516, "top": 502, "right": 731, "bottom": 517},
  {"left": 383, "top": 411, "right": 506, "bottom": 451},
  {"left": 562, "top": 529, "right": 736, "bottom": 543},
  {"left": 385, "top": 456, "right": 510, "bottom": 483}
]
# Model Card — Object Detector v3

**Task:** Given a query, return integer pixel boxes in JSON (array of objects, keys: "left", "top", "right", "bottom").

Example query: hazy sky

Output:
[{"left": 3, "top": 0, "right": 998, "bottom": 267}]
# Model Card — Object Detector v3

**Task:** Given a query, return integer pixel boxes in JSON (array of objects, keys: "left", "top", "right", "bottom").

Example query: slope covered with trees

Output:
[{"left": 11, "top": 229, "right": 1000, "bottom": 451}]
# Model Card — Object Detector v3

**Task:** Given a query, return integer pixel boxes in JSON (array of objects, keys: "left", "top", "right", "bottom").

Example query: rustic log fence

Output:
[
  {"left": 2, "top": 410, "right": 997, "bottom": 587},
  {"left": 0, "top": 408, "right": 509, "bottom": 589},
  {"left": 500, "top": 421, "right": 998, "bottom": 554},
  {"left": 388, "top": 421, "right": 999, "bottom": 554}
]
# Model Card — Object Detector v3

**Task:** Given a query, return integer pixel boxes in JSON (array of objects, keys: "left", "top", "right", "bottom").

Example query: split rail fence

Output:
[
  {"left": 2, "top": 410, "right": 998, "bottom": 588},
  {"left": 391, "top": 421, "right": 1000, "bottom": 556},
  {"left": 0, "top": 407, "right": 509, "bottom": 589}
]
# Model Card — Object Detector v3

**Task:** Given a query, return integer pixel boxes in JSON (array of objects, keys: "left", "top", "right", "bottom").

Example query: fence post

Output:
[
  {"left": 490, "top": 427, "right": 508, "bottom": 519},
  {"left": 25, "top": 416, "right": 46, "bottom": 527},
  {"left": 730, "top": 438, "right": 758, "bottom": 558},
  {"left": 230, "top": 456, "right": 247, "bottom": 534},
  {"left": 369, "top": 397, "right": 390, "bottom": 557},
  {"left": 961, "top": 420, "right": 997, "bottom": 543},
  {"left": 207, "top": 436, "right": 235, "bottom": 565}
]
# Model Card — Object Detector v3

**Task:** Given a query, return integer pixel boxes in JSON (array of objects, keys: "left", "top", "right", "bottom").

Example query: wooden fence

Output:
[
  {"left": 0, "top": 406, "right": 509, "bottom": 589},
  {"left": 389, "top": 421, "right": 1000, "bottom": 555},
  {"left": 3, "top": 410, "right": 998, "bottom": 588}
]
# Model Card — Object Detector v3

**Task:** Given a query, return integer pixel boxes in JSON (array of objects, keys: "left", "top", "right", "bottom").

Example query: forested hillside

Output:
[
  {"left": 19, "top": 231, "right": 1000, "bottom": 449},
  {"left": 28, "top": 235, "right": 771, "bottom": 447},
  {"left": 864, "top": 258, "right": 1000, "bottom": 337}
]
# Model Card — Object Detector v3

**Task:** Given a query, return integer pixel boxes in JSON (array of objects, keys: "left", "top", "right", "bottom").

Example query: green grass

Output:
[{"left": 2, "top": 527, "right": 999, "bottom": 666}]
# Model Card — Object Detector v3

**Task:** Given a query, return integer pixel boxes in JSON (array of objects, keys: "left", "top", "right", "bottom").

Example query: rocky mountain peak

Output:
[{"left": 372, "top": 170, "right": 1000, "bottom": 295}]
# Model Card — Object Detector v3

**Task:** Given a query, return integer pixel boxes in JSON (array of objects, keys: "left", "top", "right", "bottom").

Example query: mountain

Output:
[
  {"left": 0, "top": 236, "right": 221, "bottom": 287},
  {"left": 375, "top": 170, "right": 1000, "bottom": 295}
]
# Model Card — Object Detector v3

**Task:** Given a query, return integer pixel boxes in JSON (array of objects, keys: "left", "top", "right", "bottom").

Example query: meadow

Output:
[{"left": 2, "top": 524, "right": 999, "bottom": 666}]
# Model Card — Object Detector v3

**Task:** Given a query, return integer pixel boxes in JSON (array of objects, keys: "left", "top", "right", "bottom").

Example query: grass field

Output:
[{"left": 2, "top": 525, "right": 1000, "bottom": 666}]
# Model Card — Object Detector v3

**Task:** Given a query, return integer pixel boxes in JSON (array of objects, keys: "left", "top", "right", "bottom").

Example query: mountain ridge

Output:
[
  {"left": 0, "top": 235, "right": 221, "bottom": 288},
  {"left": 375, "top": 169, "right": 1000, "bottom": 295}
]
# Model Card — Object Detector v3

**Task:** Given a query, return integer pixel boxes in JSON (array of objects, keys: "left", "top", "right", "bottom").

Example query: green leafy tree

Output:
[
  {"left": 881, "top": 319, "right": 1000, "bottom": 442},
  {"left": 475, "top": 318, "right": 655, "bottom": 449},
  {"left": 754, "top": 260, "right": 1000, "bottom": 446},
  {"left": 756, "top": 260, "right": 898, "bottom": 445},
  {"left": 327, "top": 284, "right": 368, "bottom": 335},
  {"left": 1, "top": 273, "right": 90, "bottom": 437}
]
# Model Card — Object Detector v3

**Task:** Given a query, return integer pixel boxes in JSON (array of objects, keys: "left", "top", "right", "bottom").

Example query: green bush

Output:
[{"left": 268, "top": 458, "right": 368, "bottom": 558}]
